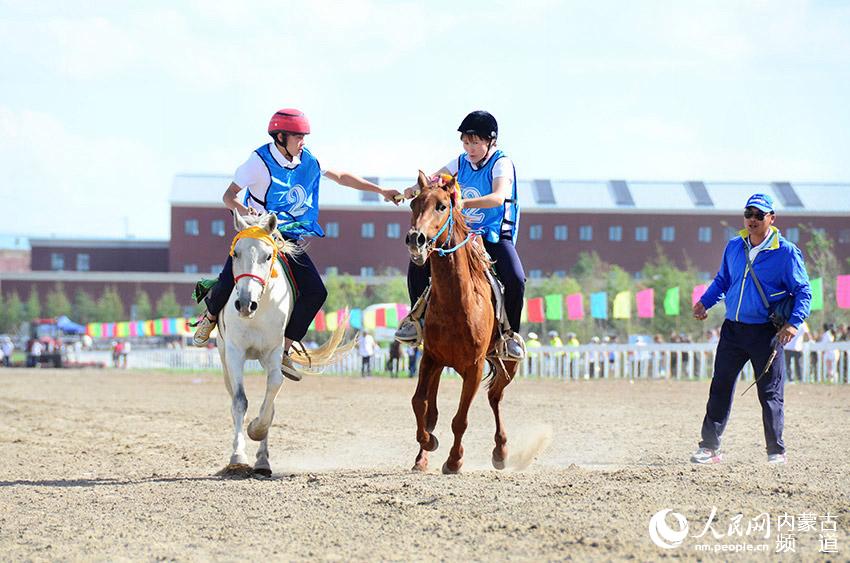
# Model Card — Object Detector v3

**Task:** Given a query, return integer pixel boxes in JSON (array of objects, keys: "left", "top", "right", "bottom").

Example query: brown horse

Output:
[{"left": 406, "top": 171, "right": 518, "bottom": 474}]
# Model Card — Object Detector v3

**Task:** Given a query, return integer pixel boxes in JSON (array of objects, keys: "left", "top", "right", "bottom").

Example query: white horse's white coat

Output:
[{"left": 217, "top": 212, "right": 296, "bottom": 475}]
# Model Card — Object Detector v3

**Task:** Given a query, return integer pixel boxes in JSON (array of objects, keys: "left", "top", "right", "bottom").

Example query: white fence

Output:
[{"left": 76, "top": 342, "right": 850, "bottom": 384}]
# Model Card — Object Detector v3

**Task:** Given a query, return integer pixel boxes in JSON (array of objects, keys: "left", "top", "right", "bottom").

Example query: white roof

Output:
[{"left": 170, "top": 174, "right": 850, "bottom": 215}]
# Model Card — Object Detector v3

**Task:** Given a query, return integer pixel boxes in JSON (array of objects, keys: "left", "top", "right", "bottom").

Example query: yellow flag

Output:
[
  {"left": 325, "top": 310, "right": 338, "bottom": 332},
  {"left": 613, "top": 291, "right": 631, "bottom": 319},
  {"left": 363, "top": 309, "right": 377, "bottom": 330}
]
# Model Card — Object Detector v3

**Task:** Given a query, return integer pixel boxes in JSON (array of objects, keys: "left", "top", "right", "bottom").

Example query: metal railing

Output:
[{"left": 70, "top": 342, "right": 850, "bottom": 383}]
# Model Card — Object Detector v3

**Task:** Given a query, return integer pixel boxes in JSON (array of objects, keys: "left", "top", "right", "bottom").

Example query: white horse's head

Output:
[{"left": 230, "top": 212, "right": 279, "bottom": 319}]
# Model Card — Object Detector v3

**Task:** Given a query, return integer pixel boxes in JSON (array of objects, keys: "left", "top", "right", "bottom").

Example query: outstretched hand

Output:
[{"left": 381, "top": 188, "right": 402, "bottom": 205}]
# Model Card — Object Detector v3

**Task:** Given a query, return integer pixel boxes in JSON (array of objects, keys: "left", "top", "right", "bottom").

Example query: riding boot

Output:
[
  {"left": 495, "top": 331, "right": 526, "bottom": 361},
  {"left": 395, "top": 285, "right": 430, "bottom": 346},
  {"left": 280, "top": 353, "right": 302, "bottom": 382}
]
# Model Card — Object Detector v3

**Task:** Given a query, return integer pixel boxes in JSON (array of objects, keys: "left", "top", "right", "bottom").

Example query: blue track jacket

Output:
[{"left": 700, "top": 227, "right": 811, "bottom": 328}]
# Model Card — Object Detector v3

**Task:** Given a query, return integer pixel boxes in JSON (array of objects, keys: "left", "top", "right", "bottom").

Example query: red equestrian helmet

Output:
[{"left": 267, "top": 108, "right": 311, "bottom": 135}]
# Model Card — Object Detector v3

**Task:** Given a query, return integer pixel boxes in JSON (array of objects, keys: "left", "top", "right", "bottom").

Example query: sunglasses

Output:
[{"left": 744, "top": 209, "right": 771, "bottom": 221}]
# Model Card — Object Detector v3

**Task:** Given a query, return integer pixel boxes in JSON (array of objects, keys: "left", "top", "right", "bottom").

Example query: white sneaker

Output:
[
  {"left": 767, "top": 453, "right": 787, "bottom": 465},
  {"left": 690, "top": 447, "right": 723, "bottom": 464}
]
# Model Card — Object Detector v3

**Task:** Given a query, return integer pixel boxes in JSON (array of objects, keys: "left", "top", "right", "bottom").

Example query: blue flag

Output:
[{"left": 590, "top": 292, "right": 608, "bottom": 319}]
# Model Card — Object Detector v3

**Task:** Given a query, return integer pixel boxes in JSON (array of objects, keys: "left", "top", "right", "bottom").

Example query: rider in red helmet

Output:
[{"left": 193, "top": 108, "right": 401, "bottom": 380}]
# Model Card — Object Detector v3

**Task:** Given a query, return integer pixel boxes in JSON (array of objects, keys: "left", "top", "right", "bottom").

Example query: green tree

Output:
[
  {"left": 73, "top": 289, "right": 98, "bottom": 324},
  {"left": 155, "top": 287, "right": 182, "bottom": 318},
  {"left": 802, "top": 225, "right": 850, "bottom": 328},
  {"left": 323, "top": 274, "right": 368, "bottom": 312},
  {"left": 97, "top": 286, "right": 125, "bottom": 322},
  {"left": 44, "top": 283, "right": 73, "bottom": 318},
  {"left": 132, "top": 288, "right": 153, "bottom": 320},
  {"left": 25, "top": 286, "right": 41, "bottom": 321},
  {"left": 368, "top": 275, "right": 408, "bottom": 305},
  {"left": 3, "top": 292, "right": 25, "bottom": 333}
]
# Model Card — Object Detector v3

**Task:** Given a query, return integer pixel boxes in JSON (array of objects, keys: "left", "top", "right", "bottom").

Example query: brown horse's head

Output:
[{"left": 406, "top": 170, "right": 462, "bottom": 266}]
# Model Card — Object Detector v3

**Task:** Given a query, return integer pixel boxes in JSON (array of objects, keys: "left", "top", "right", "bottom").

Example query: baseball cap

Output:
[{"left": 745, "top": 193, "right": 774, "bottom": 213}]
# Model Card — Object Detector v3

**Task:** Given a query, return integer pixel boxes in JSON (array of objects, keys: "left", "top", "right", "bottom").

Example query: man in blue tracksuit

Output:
[{"left": 691, "top": 193, "right": 811, "bottom": 465}]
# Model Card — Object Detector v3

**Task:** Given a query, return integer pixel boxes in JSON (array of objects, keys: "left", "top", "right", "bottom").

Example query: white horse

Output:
[{"left": 217, "top": 212, "right": 353, "bottom": 477}]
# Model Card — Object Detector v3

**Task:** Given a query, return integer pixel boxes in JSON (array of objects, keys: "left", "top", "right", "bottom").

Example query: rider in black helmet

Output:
[{"left": 396, "top": 110, "right": 527, "bottom": 360}]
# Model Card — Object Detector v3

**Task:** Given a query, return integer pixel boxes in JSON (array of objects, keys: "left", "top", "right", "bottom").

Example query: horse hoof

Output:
[
  {"left": 247, "top": 419, "right": 268, "bottom": 442},
  {"left": 412, "top": 461, "right": 428, "bottom": 472},
  {"left": 442, "top": 460, "right": 462, "bottom": 475},
  {"left": 253, "top": 467, "right": 272, "bottom": 478},
  {"left": 425, "top": 434, "right": 439, "bottom": 452},
  {"left": 492, "top": 455, "right": 506, "bottom": 470},
  {"left": 216, "top": 463, "right": 254, "bottom": 479}
]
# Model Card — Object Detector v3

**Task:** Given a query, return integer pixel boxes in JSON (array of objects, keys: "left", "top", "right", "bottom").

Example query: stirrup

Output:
[
  {"left": 192, "top": 313, "right": 216, "bottom": 347},
  {"left": 280, "top": 354, "right": 303, "bottom": 382},
  {"left": 394, "top": 316, "right": 424, "bottom": 346},
  {"left": 493, "top": 331, "right": 526, "bottom": 361}
]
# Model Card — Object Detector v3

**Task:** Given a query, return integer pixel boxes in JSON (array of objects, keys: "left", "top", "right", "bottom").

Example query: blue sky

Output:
[{"left": 1, "top": 0, "right": 848, "bottom": 240}]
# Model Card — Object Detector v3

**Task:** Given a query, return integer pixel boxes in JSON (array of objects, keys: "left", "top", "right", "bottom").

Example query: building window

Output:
[
  {"left": 183, "top": 264, "right": 198, "bottom": 273},
  {"left": 698, "top": 226, "right": 712, "bottom": 243},
  {"left": 839, "top": 229, "right": 850, "bottom": 244},
  {"left": 724, "top": 226, "right": 738, "bottom": 240},
  {"left": 76, "top": 254, "right": 90, "bottom": 272},
  {"left": 529, "top": 269, "right": 543, "bottom": 279},
  {"left": 360, "top": 266, "right": 375, "bottom": 277},
  {"left": 554, "top": 270, "right": 567, "bottom": 278},
  {"left": 325, "top": 266, "right": 338, "bottom": 276},
  {"left": 210, "top": 264, "right": 223, "bottom": 273},
  {"left": 211, "top": 219, "right": 225, "bottom": 237},
  {"left": 579, "top": 225, "right": 593, "bottom": 241},
  {"left": 529, "top": 225, "right": 543, "bottom": 240},
  {"left": 184, "top": 219, "right": 199, "bottom": 236},
  {"left": 633, "top": 271, "right": 643, "bottom": 280},
  {"left": 50, "top": 253, "right": 64, "bottom": 271},
  {"left": 326, "top": 222, "right": 339, "bottom": 238},
  {"left": 784, "top": 227, "right": 799, "bottom": 243},
  {"left": 661, "top": 226, "right": 676, "bottom": 242},
  {"left": 386, "top": 223, "right": 401, "bottom": 239},
  {"left": 554, "top": 225, "right": 568, "bottom": 241},
  {"left": 361, "top": 223, "right": 375, "bottom": 239},
  {"left": 609, "top": 225, "right": 623, "bottom": 241},
  {"left": 635, "top": 226, "right": 648, "bottom": 242}
]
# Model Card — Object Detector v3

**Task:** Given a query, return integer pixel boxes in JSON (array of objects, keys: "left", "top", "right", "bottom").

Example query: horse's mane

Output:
[{"left": 240, "top": 213, "right": 302, "bottom": 258}]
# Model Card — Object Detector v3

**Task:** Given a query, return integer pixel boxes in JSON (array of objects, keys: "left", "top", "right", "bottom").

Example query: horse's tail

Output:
[{"left": 288, "top": 309, "right": 358, "bottom": 369}]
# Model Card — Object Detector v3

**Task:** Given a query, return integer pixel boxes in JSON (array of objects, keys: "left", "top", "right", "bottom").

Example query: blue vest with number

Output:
[
  {"left": 456, "top": 150, "right": 519, "bottom": 243},
  {"left": 246, "top": 144, "right": 324, "bottom": 239}
]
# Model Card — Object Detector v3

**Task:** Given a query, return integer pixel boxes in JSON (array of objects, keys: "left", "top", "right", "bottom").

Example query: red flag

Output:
[
  {"left": 314, "top": 310, "right": 326, "bottom": 332},
  {"left": 376, "top": 307, "right": 386, "bottom": 328},
  {"left": 527, "top": 297, "right": 545, "bottom": 323}
]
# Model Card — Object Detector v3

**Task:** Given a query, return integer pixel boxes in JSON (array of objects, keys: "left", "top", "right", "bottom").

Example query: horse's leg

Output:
[
  {"left": 411, "top": 353, "right": 442, "bottom": 471},
  {"left": 489, "top": 360, "right": 518, "bottom": 470},
  {"left": 248, "top": 347, "right": 285, "bottom": 477},
  {"left": 443, "top": 360, "right": 484, "bottom": 474},
  {"left": 223, "top": 345, "right": 250, "bottom": 469}
]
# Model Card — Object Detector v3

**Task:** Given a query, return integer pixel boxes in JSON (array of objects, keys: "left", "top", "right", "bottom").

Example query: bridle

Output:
[
  {"left": 229, "top": 226, "right": 279, "bottom": 291},
  {"left": 410, "top": 187, "right": 480, "bottom": 258}
]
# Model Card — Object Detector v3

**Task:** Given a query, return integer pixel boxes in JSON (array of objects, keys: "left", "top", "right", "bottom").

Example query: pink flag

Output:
[
  {"left": 636, "top": 288, "right": 654, "bottom": 318},
  {"left": 692, "top": 284, "right": 707, "bottom": 306},
  {"left": 838, "top": 275, "right": 850, "bottom": 309},
  {"left": 566, "top": 293, "right": 584, "bottom": 320}
]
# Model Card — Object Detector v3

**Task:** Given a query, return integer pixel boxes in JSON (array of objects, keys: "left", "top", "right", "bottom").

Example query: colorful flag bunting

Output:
[
  {"left": 545, "top": 294, "right": 563, "bottom": 320},
  {"left": 663, "top": 287, "right": 680, "bottom": 316},
  {"left": 590, "top": 292, "right": 608, "bottom": 319},
  {"left": 527, "top": 297, "right": 545, "bottom": 323},
  {"left": 810, "top": 277, "right": 823, "bottom": 311},
  {"left": 837, "top": 275, "right": 850, "bottom": 309},
  {"left": 692, "top": 284, "right": 707, "bottom": 306}
]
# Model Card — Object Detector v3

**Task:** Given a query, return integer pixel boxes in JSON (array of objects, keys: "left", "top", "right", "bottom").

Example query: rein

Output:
[{"left": 230, "top": 226, "right": 280, "bottom": 289}]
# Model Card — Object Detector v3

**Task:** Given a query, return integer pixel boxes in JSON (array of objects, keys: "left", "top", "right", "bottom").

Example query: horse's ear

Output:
[
  {"left": 417, "top": 170, "right": 430, "bottom": 189},
  {"left": 259, "top": 212, "right": 278, "bottom": 234},
  {"left": 441, "top": 174, "right": 457, "bottom": 192},
  {"left": 233, "top": 211, "right": 249, "bottom": 232}
]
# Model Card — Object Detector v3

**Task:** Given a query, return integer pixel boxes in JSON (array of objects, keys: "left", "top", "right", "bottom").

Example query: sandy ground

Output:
[{"left": 0, "top": 368, "right": 848, "bottom": 562}]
